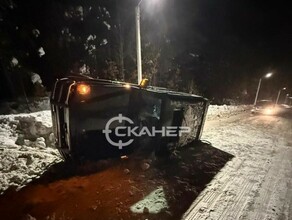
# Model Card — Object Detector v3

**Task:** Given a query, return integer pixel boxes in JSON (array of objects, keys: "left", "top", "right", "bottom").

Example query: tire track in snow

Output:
[
  {"left": 243, "top": 148, "right": 292, "bottom": 220},
  {"left": 183, "top": 114, "right": 291, "bottom": 220},
  {"left": 183, "top": 158, "right": 245, "bottom": 220}
]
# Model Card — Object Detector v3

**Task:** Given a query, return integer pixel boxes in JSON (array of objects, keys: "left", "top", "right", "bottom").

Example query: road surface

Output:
[{"left": 184, "top": 112, "right": 292, "bottom": 220}]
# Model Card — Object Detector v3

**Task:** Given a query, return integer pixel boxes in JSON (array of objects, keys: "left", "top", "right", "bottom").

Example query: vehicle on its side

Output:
[
  {"left": 251, "top": 100, "right": 275, "bottom": 115},
  {"left": 50, "top": 76, "right": 209, "bottom": 161}
]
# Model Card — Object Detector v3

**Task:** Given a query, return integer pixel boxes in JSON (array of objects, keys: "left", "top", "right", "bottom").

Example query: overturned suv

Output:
[{"left": 50, "top": 76, "right": 209, "bottom": 161}]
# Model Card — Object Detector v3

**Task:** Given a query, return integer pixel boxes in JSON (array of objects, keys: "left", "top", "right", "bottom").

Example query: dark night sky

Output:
[
  {"left": 162, "top": 0, "right": 292, "bottom": 96},
  {"left": 195, "top": 0, "right": 292, "bottom": 84},
  {"left": 147, "top": 0, "right": 291, "bottom": 76}
]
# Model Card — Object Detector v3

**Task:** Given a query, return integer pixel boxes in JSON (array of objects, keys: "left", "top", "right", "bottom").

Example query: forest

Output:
[{"left": 0, "top": 0, "right": 291, "bottom": 104}]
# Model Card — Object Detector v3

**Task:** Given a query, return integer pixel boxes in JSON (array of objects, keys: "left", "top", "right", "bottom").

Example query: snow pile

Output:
[
  {"left": 0, "top": 111, "right": 61, "bottom": 193},
  {"left": 206, "top": 105, "right": 251, "bottom": 120}
]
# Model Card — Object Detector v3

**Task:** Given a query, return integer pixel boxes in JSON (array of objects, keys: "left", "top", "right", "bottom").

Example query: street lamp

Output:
[
  {"left": 275, "top": 87, "right": 286, "bottom": 105},
  {"left": 136, "top": 0, "right": 159, "bottom": 85},
  {"left": 136, "top": 0, "right": 143, "bottom": 85},
  {"left": 253, "top": 72, "right": 273, "bottom": 106}
]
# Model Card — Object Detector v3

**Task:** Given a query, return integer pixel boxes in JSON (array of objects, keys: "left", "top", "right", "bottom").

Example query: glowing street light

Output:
[
  {"left": 253, "top": 72, "right": 273, "bottom": 106},
  {"left": 265, "top": 73, "right": 273, "bottom": 78},
  {"left": 276, "top": 87, "right": 287, "bottom": 105}
]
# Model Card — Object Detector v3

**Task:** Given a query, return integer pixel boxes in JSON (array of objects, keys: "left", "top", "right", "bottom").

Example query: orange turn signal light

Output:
[
  {"left": 139, "top": 78, "right": 149, "bottom": 88},
  {"left": 77, "top": 83, "right": 91, "bottom": 95}
]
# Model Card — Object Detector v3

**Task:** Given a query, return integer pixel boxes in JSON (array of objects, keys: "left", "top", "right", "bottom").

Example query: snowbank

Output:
[
  {"left": 0, "top": 111, "right": 61, "bottom": 193},
  {"left": 206, "top": 105, "right": 251, "bottom": 120}
]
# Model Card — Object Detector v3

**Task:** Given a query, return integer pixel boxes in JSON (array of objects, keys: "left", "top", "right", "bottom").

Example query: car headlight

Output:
[{"left": 264, "top": 108, "right": 274, "bottom": 115}]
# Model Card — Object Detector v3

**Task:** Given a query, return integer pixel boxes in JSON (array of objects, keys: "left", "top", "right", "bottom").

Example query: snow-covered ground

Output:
[
  {"left": 183, "top": 113, "right": 292, "bottom": 220},
  {"left": 206, "top": 104, "right": 251, "bottom": 120},
  {"left": 0, "top": 111, "right": 61, "bottom": 193}
]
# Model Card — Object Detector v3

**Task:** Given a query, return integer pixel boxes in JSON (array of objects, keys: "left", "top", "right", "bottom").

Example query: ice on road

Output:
[{"left": 183, "top": 113, "right": 292, "bottom": 220}]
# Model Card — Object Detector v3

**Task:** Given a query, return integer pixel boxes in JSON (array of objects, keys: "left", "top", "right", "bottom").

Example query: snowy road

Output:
[{"left": 183, "top": 112, "right": 292, "bottom": 220}]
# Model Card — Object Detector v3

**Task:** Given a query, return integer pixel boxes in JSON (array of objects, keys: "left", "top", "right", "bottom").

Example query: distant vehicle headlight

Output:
[
  {"left": 263, "top": 107, "right": 274, "bottom": 115},
  {"left": 123, "top": 83, "right": 131, "bottom": 89},
  {"left": 77, "top": 83, "right": 91, "bottom": 95}
]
